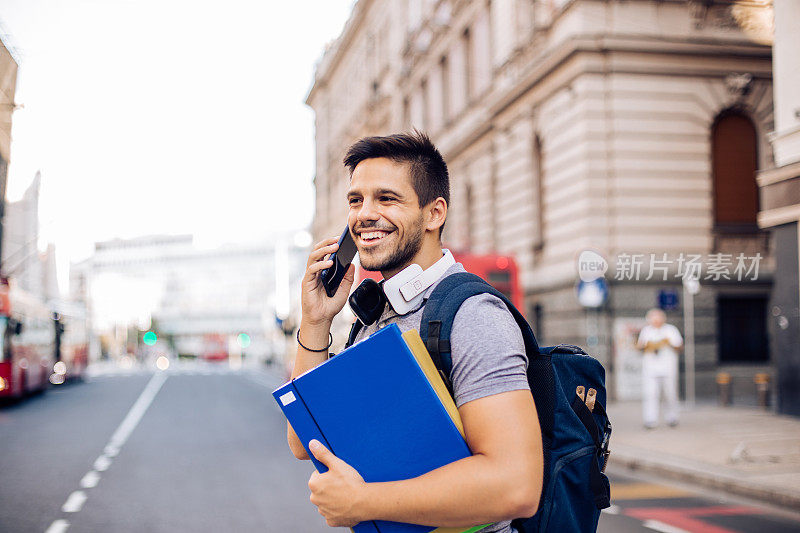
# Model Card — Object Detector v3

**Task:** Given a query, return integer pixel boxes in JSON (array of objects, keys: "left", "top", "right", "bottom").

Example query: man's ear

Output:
[{"left": 425, "top": 197, "right": 447, "bottom": 233}]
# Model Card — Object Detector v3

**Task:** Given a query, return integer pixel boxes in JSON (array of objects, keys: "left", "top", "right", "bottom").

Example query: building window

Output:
[
  {"left": 533, "top": 134, "right": 545, "bottom": 254},
  {"left": 462, "top": 27, "right": 472, "bottom": 103},
  {"left": 420, "top": 78, "right": 429, "bottom": 129},
  {"left": 465, "top": 182, "right": 475, "bottom": 250},
  {"left": 440, "top": 55, "right": 450, "bottom": 123},
  {"left": 717, "top": 295, "right": 769, "bottom": 363},
  {"left": 711, "top": 111, "right": 759, "bottom": 230}
]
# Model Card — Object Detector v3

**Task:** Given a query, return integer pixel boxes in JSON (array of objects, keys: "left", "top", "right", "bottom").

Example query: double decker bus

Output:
[{"left": 0, "top": 278, "right": 57, "bottom": 399}]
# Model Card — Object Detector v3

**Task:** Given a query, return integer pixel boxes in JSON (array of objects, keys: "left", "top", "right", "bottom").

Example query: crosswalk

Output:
[{"left": 602, "top": 471, "right": 800, "bottom": 533}]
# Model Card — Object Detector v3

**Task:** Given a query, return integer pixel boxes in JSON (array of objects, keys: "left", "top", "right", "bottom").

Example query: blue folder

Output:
[{"left": 273, "top": 324, "right": 487, "bottom": 533}]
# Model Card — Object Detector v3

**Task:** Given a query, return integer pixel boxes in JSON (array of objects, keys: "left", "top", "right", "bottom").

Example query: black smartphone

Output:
[{"left": 320, "top": 227, "right": 357, "bottom": 297}]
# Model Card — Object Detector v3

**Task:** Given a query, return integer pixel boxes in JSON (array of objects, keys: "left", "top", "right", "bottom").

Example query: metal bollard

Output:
[
  {"left": 716, "top": 372, "right": 732, "bottom": 406},
  {"left": 754, "top": 373, "right": 771, "bottom": 409}
]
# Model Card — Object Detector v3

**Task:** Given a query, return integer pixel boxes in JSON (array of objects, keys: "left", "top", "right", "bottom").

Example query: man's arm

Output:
[
  {"left": 287, "top": 236, "right": 355, "bottom": 460},
  {"left": 308, "top": 389, "right": 543, "bottom": 527}
]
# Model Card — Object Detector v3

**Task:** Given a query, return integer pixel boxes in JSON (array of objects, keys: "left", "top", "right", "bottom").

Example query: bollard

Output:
[
  {"left": 754, "top": 373, "right": 771, "bottom": 409},
  {"left": 716, "top": 372, "right": 732, "bottom": 406}
]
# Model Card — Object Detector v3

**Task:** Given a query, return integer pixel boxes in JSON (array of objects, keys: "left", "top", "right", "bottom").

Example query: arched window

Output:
[{"left": 711, "top": 111, "right": 759, "bottom": 229}]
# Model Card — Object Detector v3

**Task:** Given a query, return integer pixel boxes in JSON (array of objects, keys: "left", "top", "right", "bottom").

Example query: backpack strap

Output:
[
  {"left": 344, "top": 319, "right": 364, "bottom": 349},
  {"left": 419, "top": 272, "right": 541, "bottom": 388},
  {"left": 420, "top": 271, "right": 555, "bottom": 505}
]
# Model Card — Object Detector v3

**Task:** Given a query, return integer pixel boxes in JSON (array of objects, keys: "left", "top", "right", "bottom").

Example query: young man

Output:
[{"left": 287, "top": 132, "right": 543, "bottom": 532}]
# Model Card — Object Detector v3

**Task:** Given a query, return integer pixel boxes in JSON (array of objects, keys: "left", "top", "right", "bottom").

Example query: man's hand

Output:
[
  {"left": 301, "top": 236, "right": 356, "bottom": 328},
  {"left": 307, "top": 440, "right": 367, "bottom": 527}
]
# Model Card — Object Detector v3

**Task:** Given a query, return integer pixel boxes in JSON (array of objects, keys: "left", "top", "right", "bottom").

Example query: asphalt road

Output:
[{"left": 1, "top": 362, "right": 798, "bottom": 533}]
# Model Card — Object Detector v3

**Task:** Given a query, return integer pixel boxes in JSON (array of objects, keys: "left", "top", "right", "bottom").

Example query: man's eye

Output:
[
  {"left": 349, "top": 198, "right": 361, "bottom": 205},
  {"left": 380, "top": 196, "right": 396, "bottom": 202}
]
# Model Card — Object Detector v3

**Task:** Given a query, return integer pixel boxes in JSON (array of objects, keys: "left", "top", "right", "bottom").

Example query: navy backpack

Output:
[{"left": 346, "top": 272, "right": 612, "bottom": 532}]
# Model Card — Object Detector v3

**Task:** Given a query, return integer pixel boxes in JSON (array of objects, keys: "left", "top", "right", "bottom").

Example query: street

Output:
[{"left": 1, "top": 364, "right": 798, "bottom": 533}]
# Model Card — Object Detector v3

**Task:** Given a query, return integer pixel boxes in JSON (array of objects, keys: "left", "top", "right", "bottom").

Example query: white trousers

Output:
[{"left": 642, "top": 352, "right": 679, "bottom": 426}]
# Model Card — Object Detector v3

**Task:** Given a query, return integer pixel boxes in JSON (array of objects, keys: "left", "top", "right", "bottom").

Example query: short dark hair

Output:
[{"left": 343, "top": 131, "right": 450, "bottom": 210}]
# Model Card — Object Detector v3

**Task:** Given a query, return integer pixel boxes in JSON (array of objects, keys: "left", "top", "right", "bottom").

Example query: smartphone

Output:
[{"left": 320, "top": 227, "right": 357, "bottom": 297}]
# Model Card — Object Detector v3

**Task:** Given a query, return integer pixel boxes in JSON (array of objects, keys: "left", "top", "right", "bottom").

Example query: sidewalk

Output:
[{"left": 607, "top": 401, "right": 800, "bottom": 509}]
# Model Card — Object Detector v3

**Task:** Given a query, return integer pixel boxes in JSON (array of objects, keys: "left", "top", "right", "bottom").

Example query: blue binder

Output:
[{"left": 273, "top": 324, "right": 487, "bottom": 533}]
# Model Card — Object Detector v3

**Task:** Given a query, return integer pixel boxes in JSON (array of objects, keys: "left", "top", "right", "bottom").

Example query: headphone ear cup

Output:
[{"left": 348, "top": 278, "right": 386, "bottom": 326}]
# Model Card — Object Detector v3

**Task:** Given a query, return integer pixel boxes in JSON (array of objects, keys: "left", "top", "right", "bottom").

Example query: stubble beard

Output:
[{"left": 360, "top": 215, "right": 425, "bottom": 273}]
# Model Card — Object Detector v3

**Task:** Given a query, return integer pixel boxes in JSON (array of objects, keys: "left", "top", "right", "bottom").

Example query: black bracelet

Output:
[{"left": 296, "top": 329, "right": 333, "bottom": 352}]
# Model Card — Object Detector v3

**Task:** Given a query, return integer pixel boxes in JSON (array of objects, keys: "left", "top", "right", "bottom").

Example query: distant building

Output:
[
  {"left": 307, "top": 0, "right": 775, "bottom": 403},
  {"left": 70, "top": 234, "right": 308, "bottom": 363},
  {"left": 757, "top": 0, "right": 800, "bottom": 416},
  {"left": 1, "top": 171, "right": 60, "bottom": 301},
  {"left": 0, "top": 33, "right": 18, "bottom": 264}
]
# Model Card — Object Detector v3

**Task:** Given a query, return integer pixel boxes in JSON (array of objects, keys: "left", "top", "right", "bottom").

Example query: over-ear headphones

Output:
[
  {"left": 348, "top": 250, "right": 456, "bottom": 325},
  {"left": 348, "top": 278, "right": 386, "bottom": 326}
]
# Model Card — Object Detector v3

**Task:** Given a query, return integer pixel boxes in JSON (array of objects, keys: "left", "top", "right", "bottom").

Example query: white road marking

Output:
[
  {"left": 45, "top": 519, "right": 69, "bottom": 533},
  {"left": 643, "top": 520, "right": 690, "bottom": 533},
  {"left": 93, "top": 454, "right": 112, "bottom": 472},
  {"left": 106, "top": 372, "right": 167, "bottom": 452},
  {"left": 80, "top": 470, "right": 100, "bottom": 489},
  {"left": 602, "top": 504, "right": 621, "bottom": 515},
  {"left": 61, "top": 491, "right": 87, "bottom": 513},
  {"left": 53, "top": 372, "right": 168, "bottom": 522}
]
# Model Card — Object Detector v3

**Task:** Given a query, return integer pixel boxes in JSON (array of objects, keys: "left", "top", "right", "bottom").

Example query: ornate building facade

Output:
[{"left": 307, "top": 0, "right": 775, "bottom": 402}]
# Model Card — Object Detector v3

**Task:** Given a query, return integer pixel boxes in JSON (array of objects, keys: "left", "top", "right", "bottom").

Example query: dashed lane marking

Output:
[
  {"left": 61, "top": 491, "right": 87, "bottom": 513},
  {"left": 44, "top": 519, "right": 69, "bottom": 533},
  {"left": 49, "top": 372, "right": 169, "bottom": 532},
  {"left": 643, "top": 520, "right": 690, "bottom": 533},
  {"left": 79, "top": 471, "right": 100, "bottom": 489},
  {"left": 93, "top": 455, "right": 111, "bottom": 472}
]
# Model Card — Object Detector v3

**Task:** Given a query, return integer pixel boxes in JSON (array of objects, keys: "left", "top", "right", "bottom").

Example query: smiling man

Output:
[{"left": 287, "top": 132, "right": 543, "bottom": 532}]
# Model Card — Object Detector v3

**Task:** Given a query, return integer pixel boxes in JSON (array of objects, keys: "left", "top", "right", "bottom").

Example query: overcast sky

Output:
[{"left": 0, "top": 0, "right": 354, "bottom": 287}]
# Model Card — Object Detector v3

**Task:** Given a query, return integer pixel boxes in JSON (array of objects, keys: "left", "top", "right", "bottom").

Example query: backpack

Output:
[{"left": 346, "top": 272, "right": 612, "bottom": 532}]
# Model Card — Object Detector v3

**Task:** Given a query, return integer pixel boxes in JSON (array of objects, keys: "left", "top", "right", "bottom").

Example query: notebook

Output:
[{"left": 273, "top": 323, "right": 487, "bottom": 533}]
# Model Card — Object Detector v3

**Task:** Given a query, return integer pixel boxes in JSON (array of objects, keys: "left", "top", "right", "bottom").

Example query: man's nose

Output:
[{"left": 356, "top": 198, "right": 380, "bottom": 223}]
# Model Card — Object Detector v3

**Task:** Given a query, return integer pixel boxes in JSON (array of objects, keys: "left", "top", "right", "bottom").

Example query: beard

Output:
[{"left": 359, "top": 215, "right": 425, "bottom": 273}]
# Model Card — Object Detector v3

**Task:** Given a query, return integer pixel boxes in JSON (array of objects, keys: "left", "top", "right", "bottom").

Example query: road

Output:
[{"left": 1, "top": 362, "right": 798, "bottom": 533}]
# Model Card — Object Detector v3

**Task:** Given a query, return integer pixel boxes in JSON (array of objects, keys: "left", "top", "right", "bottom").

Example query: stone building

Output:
[
  {"left": 307, "top": 0, "right": 775, "bottom": 403},
  {"left": 757, "top": 0, "right": 799, "bottom": 416},
  {"left": 0, "top": 33, "right": 18, "bottom": 262}
]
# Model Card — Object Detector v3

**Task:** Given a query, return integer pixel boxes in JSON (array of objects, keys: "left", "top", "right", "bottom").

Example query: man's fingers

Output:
[
  {"left": 307, "top": 242, "right": 339, "bottom": 267},
  {"left": 305, "top": 259, "right": 334, "bottom": 280},
  {"left": 308, "top": 439, "right": 339, "bottom": 467},
  {"left": 334, "top": 264, "right": 357, "bottom": 297}
]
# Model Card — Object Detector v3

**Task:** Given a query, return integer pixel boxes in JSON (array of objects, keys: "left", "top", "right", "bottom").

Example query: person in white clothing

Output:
[{"left": 636, "top": 308, "right": 683, "bottom": 429}]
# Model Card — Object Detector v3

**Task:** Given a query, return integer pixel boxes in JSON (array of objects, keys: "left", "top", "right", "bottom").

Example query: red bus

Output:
[
  {"left": 356, "top": 250, "right": 523, "bottom": 311},
  {"left": 0, "top": 278, "right": 57, "bottom": 399}
]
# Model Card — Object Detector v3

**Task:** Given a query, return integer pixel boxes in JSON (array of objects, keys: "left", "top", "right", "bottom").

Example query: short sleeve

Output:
[
  {"left": 637, "top": 327, "right": 651, "bottom": 346},
  {"left": 448, "top": 294, "right": 530, "bottom": 407},
  {"left": 667, "top": 324, "right": 683, "bottom": 347}
]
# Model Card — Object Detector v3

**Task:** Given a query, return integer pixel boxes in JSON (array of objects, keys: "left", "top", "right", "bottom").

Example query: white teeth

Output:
[{"left": 360, "top": 231, "right": 389, "bottom": 241}]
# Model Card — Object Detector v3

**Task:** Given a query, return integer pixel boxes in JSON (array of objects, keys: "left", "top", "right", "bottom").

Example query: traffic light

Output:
[
  {"left": 236, "top": 333, "right": 251, "bottom": 349},
  {"left": 143, "top": 331, "right": 158, "bottom": 346}
]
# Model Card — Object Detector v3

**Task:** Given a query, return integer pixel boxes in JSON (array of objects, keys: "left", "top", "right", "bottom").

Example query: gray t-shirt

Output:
[{"left": 353, "top": 263, "right": 529, "bottom": 533}]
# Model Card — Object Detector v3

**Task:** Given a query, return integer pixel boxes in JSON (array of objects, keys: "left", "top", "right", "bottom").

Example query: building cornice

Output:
[
  {"left": 489, "top": 34, "right": 772, "bottom": 118},
  {"left": 306, "top": 0, "right": 373, "bottom": 107}
]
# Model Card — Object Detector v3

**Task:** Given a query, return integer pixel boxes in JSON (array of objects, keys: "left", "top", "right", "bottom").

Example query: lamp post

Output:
[{"left": 682, "top": 274, "right": 700, "bottom": 407}]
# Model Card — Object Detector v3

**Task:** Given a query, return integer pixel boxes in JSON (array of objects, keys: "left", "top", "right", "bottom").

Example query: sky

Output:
[{"left": 0, "top": 0, "right": 355, "bottom": 289}]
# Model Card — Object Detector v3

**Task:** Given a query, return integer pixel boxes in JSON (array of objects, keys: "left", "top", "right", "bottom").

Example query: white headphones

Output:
[{"left": 382, "top": 249, "right": 455, "bottom": 314}]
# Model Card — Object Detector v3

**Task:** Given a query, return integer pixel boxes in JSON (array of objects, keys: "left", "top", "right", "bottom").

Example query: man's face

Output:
[
  {"left": 347, "top": 158, "right": 425, "bottom": 274},
  {"left": 648, "top": 311, "right": 666, "bottom": 328}
]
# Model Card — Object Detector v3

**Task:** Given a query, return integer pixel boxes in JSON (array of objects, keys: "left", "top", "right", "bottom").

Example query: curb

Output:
[{"left": 609, "top": 446, "right": 800, "bottom": 511}]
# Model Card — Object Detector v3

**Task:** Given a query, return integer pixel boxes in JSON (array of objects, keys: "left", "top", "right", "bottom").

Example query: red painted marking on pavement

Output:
[{"left": 625, "top": 506, "right": 765, "bottom": 533}]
